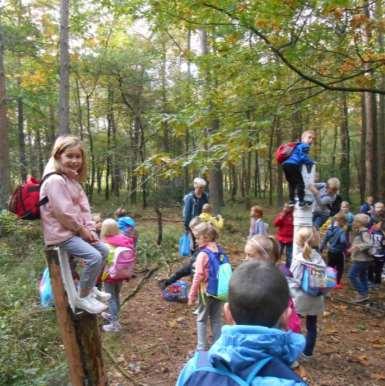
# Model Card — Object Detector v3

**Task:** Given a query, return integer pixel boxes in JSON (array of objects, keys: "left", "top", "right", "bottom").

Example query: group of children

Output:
[{"left": 38, "top": 134, "right": 384, "bottom": 384}]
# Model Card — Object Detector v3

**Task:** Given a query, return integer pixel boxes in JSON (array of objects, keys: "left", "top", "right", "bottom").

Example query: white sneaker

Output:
[
  {"left": 75, "top": 294, "right": 108, "bottom": 314},
  {"left": 101, "top": 312, "right": 112, "bottom": 321},
  {"left": 91, "top": 287, "right": 111, "bottom": 302},
  {"left": 102, "top": 321, "right": 121, "bottom": 332}
]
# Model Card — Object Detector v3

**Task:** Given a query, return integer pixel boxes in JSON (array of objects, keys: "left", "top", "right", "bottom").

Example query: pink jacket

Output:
[
  {"left": 104, "top": 234, "right": 135, "bottom": 249},
  {"left": 40, "top": 173, "right": 95, "bottom": 245}
]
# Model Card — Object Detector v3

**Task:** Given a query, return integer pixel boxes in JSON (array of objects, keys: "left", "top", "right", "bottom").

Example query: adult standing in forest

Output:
[{"left": 183, "top": 177, "right": 208, "bottom": 234}]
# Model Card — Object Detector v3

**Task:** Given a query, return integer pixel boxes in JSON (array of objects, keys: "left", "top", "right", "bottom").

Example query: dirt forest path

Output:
[{"left": 104, "top": 247, "right": 385, "bottom": 386}]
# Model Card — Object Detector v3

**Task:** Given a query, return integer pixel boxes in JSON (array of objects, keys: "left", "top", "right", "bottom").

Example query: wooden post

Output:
[{"left": 45, "top": 247, "right": 107, "bottom": 386}]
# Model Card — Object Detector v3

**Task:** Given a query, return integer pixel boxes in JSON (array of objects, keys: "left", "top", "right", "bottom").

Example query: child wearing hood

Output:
[{"left": 177, "top": 261, "right": 306, "bottom": 385}]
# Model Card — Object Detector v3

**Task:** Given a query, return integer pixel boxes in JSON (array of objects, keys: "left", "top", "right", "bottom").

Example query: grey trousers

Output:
[
  {"left": 60, "top": 236, "right": 109, "bottom": 291},
  {"left": 196, "top": 295, "right": 223, "bottom": 351}
]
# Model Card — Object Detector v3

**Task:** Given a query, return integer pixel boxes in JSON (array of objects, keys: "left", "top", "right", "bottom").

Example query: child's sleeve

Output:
[
  {"left": 357, "top": 232, "right": 372, "bottom": 251},
  {"left": 79, "top": 189, "right": 96, "bottom": 231},
  {"left": 45, "top": 177, "right": 83, "bottom": 233},
  {"left": 188, "top": 252, "right": 208, "bottom": 303},
  {"left": 273, "top": 213, "right": 284, "bottom": 227},
  {"left": 298, "top": 143, "right": 314, "bottom": 165}
]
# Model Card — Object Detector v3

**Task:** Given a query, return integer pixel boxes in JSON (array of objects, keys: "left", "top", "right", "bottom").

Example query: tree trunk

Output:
[
  {"left": 268, "top": 120, "right": 276, "bottom": 206},
  {"left": 339, "top": 92, "right": 350, "bottom": 201},
  {"left": 17, "top": 96, "right": 27, "bottom": 181},
  {"left": 58, "top": 0, "right": 70, "bottom": 135},
  {"left": 0, "top": 26, "right": 9, "bottom": 208},
  {"left": 85, "top": 96, "right": 95, "bottom": 199},
  {"left": 376, "top": 0, "right": 385, "bottom": 200},
  {"left": 75, "top": 77, "right": 84, "bottom": 139},
  {"left": 360, "top": 94, "right": 366, "bottom": 202},
  {"left": 276, "top": 125, "right": 283, "bottom": 206}
]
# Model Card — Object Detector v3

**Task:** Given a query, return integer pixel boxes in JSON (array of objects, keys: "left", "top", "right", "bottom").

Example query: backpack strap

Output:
[{"left": 38, "top": 172, "right": 63, "bottom": 206}]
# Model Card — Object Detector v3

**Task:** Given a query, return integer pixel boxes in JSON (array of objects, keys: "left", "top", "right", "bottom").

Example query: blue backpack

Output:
[
  {"left": 202, "top": 247, "right": 232, "bottom": 301},
  {"left": 177, "top": 350, "right": 306, "bottom": 386}
]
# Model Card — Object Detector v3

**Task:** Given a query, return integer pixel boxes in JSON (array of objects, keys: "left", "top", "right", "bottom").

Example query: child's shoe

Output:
[
  {"left": 351, "top": 293, "right": 369, "bottom": 303},
  {"left": 298, "top": 200, "right": 306, "bottom": 207},
  {"left": 91, "top": 287, "right": 111, "bottom": 302},
  {"left": 102, "top": 321, "right": 121, "bottom": 332},
  {"left": 288, "top": 200, "right": 295, "bottom": 207},
  {"left": 75, "top": 294, "right": 108, "bottom": 314},
  {"left": 101, "top": 312, "right": 112, "bottom": 321},
  {"left": 304, "top": 200, "right": 313, "bottom": 206},
  {"left": 158, "top": 279, "right": 168, "bottom": 290}
]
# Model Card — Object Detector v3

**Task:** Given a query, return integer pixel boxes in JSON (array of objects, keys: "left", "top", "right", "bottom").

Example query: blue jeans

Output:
[
  {"left": 104, "top": 282, "right": 122, "bottom": 322},
  {"left": 304, "top": 315, "right": 317, "bottom": 356},
  {"left": 60, "top": 236, "right": 109, "bottom": 291},
  {"left": 280, "top": 242, "right": 293, "bottom": 268},
  {"left": 313, "top": 213, "right": 329, "bottom": 229},
  {"left": 348, "top": 261, "right": 370, "bottom": 296}
]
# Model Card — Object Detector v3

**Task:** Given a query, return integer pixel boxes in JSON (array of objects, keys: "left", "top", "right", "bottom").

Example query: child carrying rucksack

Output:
[
  {"left": 100, "top": 218, "right": 136, "bottom": 332},
  {"left": 188, "top": 222, "right": 232, "bottom": 351}
]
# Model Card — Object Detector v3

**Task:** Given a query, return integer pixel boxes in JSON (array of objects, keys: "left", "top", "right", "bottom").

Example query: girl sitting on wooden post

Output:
[{"left": 40, "top": 135, "right": 110, "bottom": 314}]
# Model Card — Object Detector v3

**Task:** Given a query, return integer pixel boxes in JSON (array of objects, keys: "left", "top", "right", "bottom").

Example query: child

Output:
[
  {"left": 198, "top": 203, "right": 224, "bottom": 232},
  {"left": 340, "top": 201, "right": 354, "bottom": 229},
  {"left": 360, "top": 196, "right": 374, "bottom": 216},
  {"left": 244, "top": 235, "right": 301, "bottom": 334},
  {"left": 100, "top": 218, "right": 136, "bottom": 332},
  {"left": 368, "top": 216, "right": 385, "bottom": 289},
  {"left": 369, "top": 202, "right": 385, "bottom": 227},
  {"left": 273, "top": 203, "right": 294, "bottom": 268},
  {"left": 310, "top": 177, "right": 340, "bottom": 229},
  {"left": 177, "top": 261, "right": 306, "bottom": 385},
  {"left": 347, "top": 214, "right": 373, "bottom": 303},
  {"left": 115, "top": 207, "right": 137, "bottom": 242},
  {"left": 40, "top": 135, "right": 110, "bottom": 314},
  {"left": 320, "top": 213, "right": 348, "bottom": 289},
  {"left": 282, "top": 130, "right": 315, "bottom": 207},
  {"left": 249, "top": 205, "right": 268, "bottom": 238},
  {"left": 188, "top": 222, "right": 225, "bottom": 351},
  {"left": 290, "top": 227, "right": 325, "bottom": 359},
  {"left": 92, "top": 213, "right": 102, "bottom": 237}
]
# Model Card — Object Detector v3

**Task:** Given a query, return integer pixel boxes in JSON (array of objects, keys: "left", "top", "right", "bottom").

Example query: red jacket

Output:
[{"left": 273, "top": 211, "right": 293, "bottom": 244}]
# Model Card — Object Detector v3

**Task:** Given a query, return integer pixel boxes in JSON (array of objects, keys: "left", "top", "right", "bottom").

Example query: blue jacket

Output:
[
  {"left": 176, "top": 325, "right": 306, "bottom": 386},
  {"left": 182, "top": 191, "right": 208, "bottom": 229},
  {"left": 321, "top": 225, "right": 348, "bottom": 253},
  {"left": 282, "top": 143, "right": 313, "bottom": 167}
]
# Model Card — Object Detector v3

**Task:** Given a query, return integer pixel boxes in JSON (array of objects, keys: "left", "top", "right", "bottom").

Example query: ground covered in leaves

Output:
[{"left": 103, "top": 248, "right": 385, "bottom": 386}]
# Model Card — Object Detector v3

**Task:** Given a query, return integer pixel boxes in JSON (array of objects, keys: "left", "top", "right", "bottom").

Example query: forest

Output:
[{"left": 1, "top": 0, "right": 385, "bottom": 385}]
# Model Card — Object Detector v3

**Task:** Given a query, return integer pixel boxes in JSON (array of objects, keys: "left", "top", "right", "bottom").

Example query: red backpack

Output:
[
  {"left": 8, "top": 172, "right": 60, "bottom": 220},
  {"left": 275, "top": 142, "right": 298, "bottom": 164}
]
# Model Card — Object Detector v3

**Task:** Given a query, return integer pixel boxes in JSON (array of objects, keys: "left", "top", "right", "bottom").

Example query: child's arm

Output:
[
  {"left": 188, "top": 252, "right": 208, "bottom": 305},
  {"left": 298, "top": 143, "right": 314, "bottom": 165}
]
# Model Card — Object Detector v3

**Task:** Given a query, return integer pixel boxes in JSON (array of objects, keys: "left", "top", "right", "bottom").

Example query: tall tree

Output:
[
  {"left": 58, "top": 0, "right": 70, "bottom": 135},
  {"left": 0, "top": 25, "right": 9, "bottom": 208}
]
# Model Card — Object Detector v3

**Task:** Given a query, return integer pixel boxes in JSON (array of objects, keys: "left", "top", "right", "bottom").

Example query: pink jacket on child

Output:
[{"left": 40, "top": 172, "right": 95, "bottom": 246}]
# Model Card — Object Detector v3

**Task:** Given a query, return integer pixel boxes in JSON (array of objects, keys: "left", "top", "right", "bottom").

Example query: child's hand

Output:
[
  {"left": 78, "top": 227, "right": 93, "bottom": 242},
  {"left": 89, "top": 231, "right": 99, "bottom": 243},
  {"left": 348, "top": 245, "right": 358, "bottom": 254}
]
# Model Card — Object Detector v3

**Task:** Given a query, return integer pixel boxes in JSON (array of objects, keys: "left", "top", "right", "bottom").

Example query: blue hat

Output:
[{"left": 117, "top": 216, "right": 136, "bottom": 231}]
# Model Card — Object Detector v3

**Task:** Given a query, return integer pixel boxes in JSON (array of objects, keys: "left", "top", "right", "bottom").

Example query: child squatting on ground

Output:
[
  {"left": 188, "top": 222, "right": 225, "bottom": 351},
  {"left": 177, "top": 261, "right": 307, "bottom": 385},
  {"left": 290, "top": 227, "right": 325, "bottom": 359},
  {"left": 40, "top": 135, "right": 110, "bottom": 314},
  {"left": 282, "top": 130, "right": 315, "bottom": 207},
  {"left": 100, "top": 218, "right": 136, "bottom": 332}
]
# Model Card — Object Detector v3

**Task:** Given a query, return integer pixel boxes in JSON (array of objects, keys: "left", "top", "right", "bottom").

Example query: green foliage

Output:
[{"left": 0, "top": 225, "right": 64, "bottom": 385}]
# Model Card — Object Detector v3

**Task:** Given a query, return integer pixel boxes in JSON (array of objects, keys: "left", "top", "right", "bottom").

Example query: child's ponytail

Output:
[{"left": 296, "top": 227, "right": 319, "bottom": 260}]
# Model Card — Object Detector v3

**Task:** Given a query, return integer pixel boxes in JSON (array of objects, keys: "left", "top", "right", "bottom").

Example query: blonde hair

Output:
[
  {"left": 327, "top": 177, "right": 340, "bottom": 192},
  {"left": 100, "top": 218, "right": 120, "bottom": 239},
  {"left": 334, "top": 212, "right": 347, "bottom": 226},
  {"left": 202, "top": 203, "right": 213, "bottom": 214},
  {"left": 193, "top": 222, "right": 218, "bottom": 241},
  {"left": 193, "top": 177, "right": 207, "bottom": 188},
  {"left": 250, "top": 205, "right": 263, "bottom": 218},
  {"left": 353, "top": 213, "right": 370, "bottom": 230},
  {"left": 51, "top": 135, "right": 87, "bottom": 181},
  {"left": 295, "top": 227, "right": 319, "bottom": 260},
  {"left": 189, "top": 216, "right": 202, "bottom": 229},
  {"left": 245, "top": 235, "right": 280, "bottom": 263},
  {"left": 301, "top": 130, "right": 315, "bottom": 140}
]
